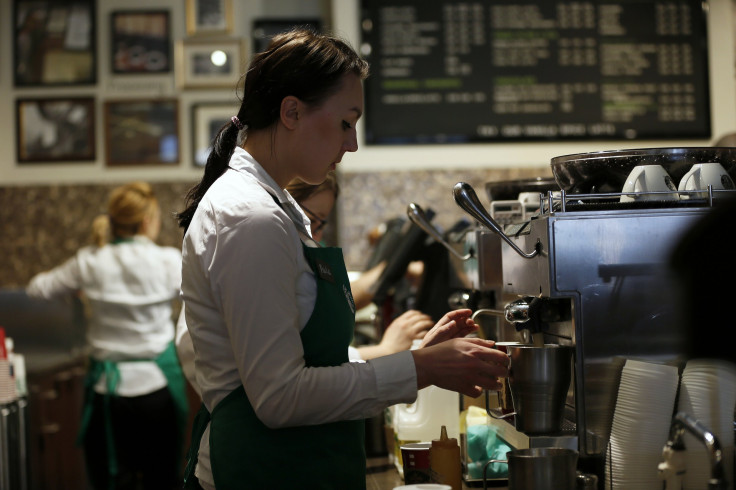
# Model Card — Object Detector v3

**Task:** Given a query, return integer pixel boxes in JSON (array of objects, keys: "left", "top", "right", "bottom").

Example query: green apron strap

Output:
[
  {"left": 183, "top": 404, "right": 212, "bottom": 489},
  {"left": 154, "top": 342, "right": 190, "bottom": 452},
  {"left": 103, "top": 361, "right": 120, "bottom": 489},
  {"left": 77, "top": 359, "right": 103, "bottom": 446}
]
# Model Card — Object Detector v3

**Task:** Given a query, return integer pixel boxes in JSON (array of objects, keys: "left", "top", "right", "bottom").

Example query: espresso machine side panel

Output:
[
  {"left": 550, "top": 211, "right": 702, "bottom": 456},
  {"left": 501, "top": 221, "right": 552, "bottom": 297}
]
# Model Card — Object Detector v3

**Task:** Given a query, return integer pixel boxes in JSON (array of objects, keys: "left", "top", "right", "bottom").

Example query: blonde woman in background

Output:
[{"left": 26, "top": 181, "right": 188, "bottom": 490}]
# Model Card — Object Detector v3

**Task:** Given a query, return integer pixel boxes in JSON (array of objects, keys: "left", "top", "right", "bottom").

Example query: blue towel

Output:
[{"left": 466, "top": 425, "right": 511, "bottom": 480}]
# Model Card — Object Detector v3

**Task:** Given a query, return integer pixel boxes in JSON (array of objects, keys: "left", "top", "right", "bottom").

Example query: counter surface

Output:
[{"left": 366, "top": 457, "right": 508, "bottom": 490}]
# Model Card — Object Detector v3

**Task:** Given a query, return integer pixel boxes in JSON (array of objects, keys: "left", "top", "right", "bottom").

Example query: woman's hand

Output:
[
  {"left": 380, "top": 309, "right": 433, "bottom": 351},
  {"left": 411, "top": 337, "right": 509, "bottom": 397},
  {"left": 419, "top": 309, "right": 479, "bottom": 348},
  {"left": 357, "top": 310, "right": 433, "bottom": 360}
]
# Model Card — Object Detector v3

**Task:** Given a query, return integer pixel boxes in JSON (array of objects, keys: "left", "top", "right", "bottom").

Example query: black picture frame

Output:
[
  {"left": 16, "top": 97, "right": 96, "bottom": 163},
  {"left": 110, "top": 10, "right": 171, "bottom": 74},
  {"left": 104, "top": 98, "right": 180, "bottom": 166},
  {"left": 13, "top": 0, "right": 97, "bottom": 87}
]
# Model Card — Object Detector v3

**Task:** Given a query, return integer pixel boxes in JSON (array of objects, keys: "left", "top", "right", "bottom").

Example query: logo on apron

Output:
[
  {"left": 315, "top": 259, "right": 335, "bottom": 283},
  {"left": 343, "top": 285, "right": 355, "bottom": 314}
]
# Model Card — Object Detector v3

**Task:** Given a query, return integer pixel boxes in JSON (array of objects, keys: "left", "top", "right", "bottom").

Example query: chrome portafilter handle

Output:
[
  {"left": 452, "top": 182, "right": 540, "bottom": 259},
  {"left": 406, "top": 202, "right": 472, "bottom": 261}
]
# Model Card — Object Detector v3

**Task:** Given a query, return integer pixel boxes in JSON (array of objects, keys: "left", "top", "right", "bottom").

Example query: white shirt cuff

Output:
[{"left": 369, "top": 349, "right": 417, "bottom": 405}]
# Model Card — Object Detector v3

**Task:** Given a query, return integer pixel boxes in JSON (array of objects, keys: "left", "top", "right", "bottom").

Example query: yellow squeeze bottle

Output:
[{"left": 430, "top": 425, "right": 462, "bottom": 490}]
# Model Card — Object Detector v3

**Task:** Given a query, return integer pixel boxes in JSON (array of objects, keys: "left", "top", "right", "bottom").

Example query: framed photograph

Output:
[
  {"left": 186, "top": 0, "right": 232, "bottom": 36},
  {"left": 176, "top": 38, "right": 244, "bottom": 89},
  {"left": 191, "top": 102, "right": 234, "bottom": 166},
  {"left": 16, "top": 97, "right": 96, "bottom": 163},
  {"left": 104, "top": 99, "right": 179, "bottom": 166},
  {"left": 13, "top": 0, "right": 97, "bottom": 86},
  {"left": 110, "top": 10, "right": 171, "bottom": 74}
]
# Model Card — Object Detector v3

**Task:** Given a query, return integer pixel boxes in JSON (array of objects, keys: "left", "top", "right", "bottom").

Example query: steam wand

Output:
[{"left": 658, "top": 411, "right": 727, "bottom": 490}]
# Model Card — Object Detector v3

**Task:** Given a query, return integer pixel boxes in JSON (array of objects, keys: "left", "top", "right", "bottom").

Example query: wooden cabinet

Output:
[{"left": 27, "top": 357, "right": 87, "bottom": 490}]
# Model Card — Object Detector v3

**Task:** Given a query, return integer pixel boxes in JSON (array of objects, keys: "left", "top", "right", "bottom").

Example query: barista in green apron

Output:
[
  {"left": 184, "top": 241, "right": 365, "bottom": 489},
  {"left": 79, "top": 342, "right": 189, "bottom": 489}
]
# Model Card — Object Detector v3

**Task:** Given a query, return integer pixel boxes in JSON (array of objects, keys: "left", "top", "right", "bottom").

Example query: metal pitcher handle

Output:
[
  {"left": 483, "top": 458, "right": 509, "bottom": 490},
  {"left": 484, "top": 390, "right": 516, "bottom": 420}
]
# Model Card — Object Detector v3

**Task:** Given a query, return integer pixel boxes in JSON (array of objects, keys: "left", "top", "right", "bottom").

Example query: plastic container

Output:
[
  {"left": 394, "top": 384, "right": 460, "bottom": 475},
  {"left": 393, "top": 340, "right": 460, "bottom": 476}
]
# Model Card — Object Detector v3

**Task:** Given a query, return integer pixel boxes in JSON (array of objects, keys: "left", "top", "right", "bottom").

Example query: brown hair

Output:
[
  {"left": 91, "top": 182, "right": 158, "bottom": 247},
  {"left": 177, "top": 28, "right": 368, "bottom": 231},
  {"left": 286, "top": 172, "right": 340, "bottom": 204}
]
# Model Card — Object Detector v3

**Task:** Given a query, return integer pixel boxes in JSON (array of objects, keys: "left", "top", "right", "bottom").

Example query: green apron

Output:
[
  {"left": 78, "top": 342, "right": 189, "bottom": 487},
  {"left": 184, "top": 242, "right": 366, "bottom": 489}
]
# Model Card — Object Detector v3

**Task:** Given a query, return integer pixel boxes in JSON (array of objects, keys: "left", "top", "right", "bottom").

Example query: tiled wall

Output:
[
  {"left": 0, "top": 166, "right": 552, "bottom": 287},
  {"left": 0, "top": 182, "right": 194, "bottom": 288},
  {"left": 338, "top": 166, "right": 551, "bottom": 270}
]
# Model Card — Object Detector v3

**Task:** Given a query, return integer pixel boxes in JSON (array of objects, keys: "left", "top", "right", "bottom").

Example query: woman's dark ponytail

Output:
[
  {"left": 177, "top": 119, "right": 241, "bottom": 231},
  {"left": 177, "top": 27, "right": 368, "bottom": 232}
]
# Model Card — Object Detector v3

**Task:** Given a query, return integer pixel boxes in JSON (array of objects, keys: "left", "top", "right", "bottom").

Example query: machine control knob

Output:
[{"left": 504, "top": 300, "right": 531, "bottom": 323}]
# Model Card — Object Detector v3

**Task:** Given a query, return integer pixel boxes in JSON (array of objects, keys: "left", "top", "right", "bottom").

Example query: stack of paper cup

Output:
[
  {"left": 677, "top": 359, "right": 736, "bottom": 490},
  {"left": 606, "top": 359, "right": 680, "bottom": 490},
  {"left": 0, "top": 327, "right": 18, "bottom": 404},
  {"left": 0, "top": 360, "right": 17, "bottom": 404}
]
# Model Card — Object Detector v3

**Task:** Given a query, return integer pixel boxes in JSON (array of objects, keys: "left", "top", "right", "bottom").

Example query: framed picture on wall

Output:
[
  {"left": 191, "top": 102, "right": 234, "bottom": 166},
  {"left": 104, "top": 99, "right": 179, "bottom": 166},
  {"left": 110, "top": 10, "right": 171, "bottom": 74},
  {"left": 186, "top": 0, "right": 232, "bottom": 36},
  {"left": 16, "top": 97, "right": 96, "bottom": 163},
  {"left": 252, "top": 18, "right": 321, "bottom": 54},
  {"left": 13, "top": 0, "right": 97, "bottom": 86},
  {"left": 175, "top": 38, "right": 244, "bottom": 89}
]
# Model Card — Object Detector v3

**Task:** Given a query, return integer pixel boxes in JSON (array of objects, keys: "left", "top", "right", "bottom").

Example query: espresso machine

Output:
[{"left": 411, "top": 148, "right": 736, "bottom": 488}]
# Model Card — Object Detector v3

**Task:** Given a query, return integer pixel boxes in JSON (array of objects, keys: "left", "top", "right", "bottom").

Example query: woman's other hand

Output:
[
  {"left": 419, "top": 308, "right": 479, "bottom": 348},
  {"left": 412, "top": 337, "right": 509, "bottom": 397},
  {"left": 379, "top": 310, "right": 433, "bottom": 352},
  {"left": 411, "top": 310, "right": 509, "bottom": 398},
  {"left": 356, "top": 309, "right": 432, "bottom": 360}
]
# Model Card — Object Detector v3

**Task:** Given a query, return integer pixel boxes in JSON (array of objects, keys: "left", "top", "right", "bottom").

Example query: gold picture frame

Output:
[
  {"left": 186, "top": 0, "right": 233, "bottom": 36},
  {"left": 176, "top": 38, "right": 244, "bottom": 89}
]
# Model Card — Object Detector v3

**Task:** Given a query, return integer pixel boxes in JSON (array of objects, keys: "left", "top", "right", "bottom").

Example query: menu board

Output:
[{"left": 360, "top": 0, "right": 711, "bottom": 144}]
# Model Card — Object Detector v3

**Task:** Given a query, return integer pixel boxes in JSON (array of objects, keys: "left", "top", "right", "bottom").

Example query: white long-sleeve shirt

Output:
[
  {"left": 27, "top": 235, "right": 182, "bottom": 396},
  {"left": 181, "top": 147, "right": 417, "bottom": 487}
]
